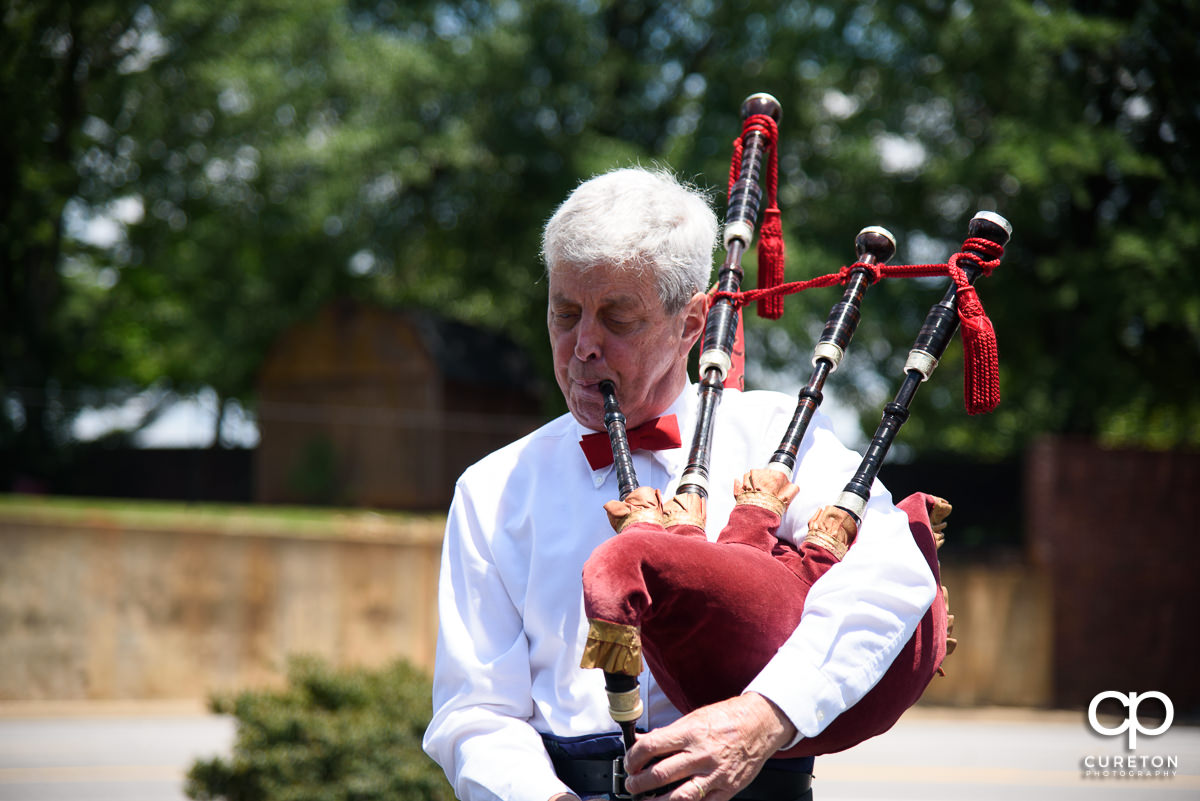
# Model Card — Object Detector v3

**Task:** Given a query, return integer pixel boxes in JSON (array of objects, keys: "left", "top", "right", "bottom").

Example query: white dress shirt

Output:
[{"left": 423, "top": 386, "right": 936, "bottom": 801}]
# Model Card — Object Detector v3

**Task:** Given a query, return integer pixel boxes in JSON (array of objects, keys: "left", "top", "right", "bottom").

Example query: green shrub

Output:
[{"left": 186, "top": 656, "right": 454, "bottom": 801}]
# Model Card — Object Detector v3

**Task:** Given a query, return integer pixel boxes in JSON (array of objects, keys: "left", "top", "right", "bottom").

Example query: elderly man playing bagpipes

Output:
[{"left": 424, "top": 94, "right": 1009, "bottom": 801}]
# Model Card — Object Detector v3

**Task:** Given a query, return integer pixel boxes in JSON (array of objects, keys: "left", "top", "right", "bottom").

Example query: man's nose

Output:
[{"left": 573, "top": 315, "right": 603, "bottom": 362}]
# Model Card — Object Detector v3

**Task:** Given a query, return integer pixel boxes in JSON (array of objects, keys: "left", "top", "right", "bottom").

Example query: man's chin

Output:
[
  {"left": 568, "top": 405, "right": 605, "bottom": 433},
  {"left": 567, "top": 390, "right": 607, "bottom": 432}
]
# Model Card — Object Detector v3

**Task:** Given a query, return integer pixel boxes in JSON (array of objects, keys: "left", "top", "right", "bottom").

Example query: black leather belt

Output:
[{"left": 550, "top": 756, "right": 813, "bottom": 801}]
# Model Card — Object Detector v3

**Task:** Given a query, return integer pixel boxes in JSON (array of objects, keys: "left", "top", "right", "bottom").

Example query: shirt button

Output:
[
  {"left": 816, "top": 710, "right": 825, "bottom": 721},
  {"left": 593, "top": 475, "right": 605, "bottom": 488}
]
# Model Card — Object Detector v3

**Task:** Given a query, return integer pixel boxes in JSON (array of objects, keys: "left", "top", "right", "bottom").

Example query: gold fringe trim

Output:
[
  {"left": 804, "top": 528, "right": 849, "bottom": 561},
  {"left": 804, "top": 505, "right": 857, "bottom": 557},
  {"left": 579, "top": 619, "right": 643, "bottom": 676},
  {"left": 663, "top": 493, "right": 707, "bottom": 531},
  {"left": 930, "top": 495, "right": 952, "bottom": 549},
  {"left": 734, "top": 490, "right": 786, "bottom": 518},
  {"left": 663, "top": 510, "right": 706, "bottom": 530},
  {"left": 615, "top": 507, "right": 665, "bottom": 533}
]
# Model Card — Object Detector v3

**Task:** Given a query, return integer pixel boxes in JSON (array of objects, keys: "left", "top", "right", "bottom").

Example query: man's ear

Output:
[{"left": 680, "top": 291, "right": 708, "bottom": 351}]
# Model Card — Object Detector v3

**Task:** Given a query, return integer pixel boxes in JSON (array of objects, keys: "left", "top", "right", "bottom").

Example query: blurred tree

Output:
[
  {"left": 2, "top": 0, "right": 1196, "bottom": 489},
  {"left": 771, "top": 0, "right": 1200, "bottom": 457},
  {"left": 2, "top": 2, "right": 137, "bottom": 480}
]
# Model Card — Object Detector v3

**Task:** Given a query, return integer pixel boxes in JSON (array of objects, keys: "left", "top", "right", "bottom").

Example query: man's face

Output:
[{"left": 548, "top": 263, "right": 706, "bottom": 431}]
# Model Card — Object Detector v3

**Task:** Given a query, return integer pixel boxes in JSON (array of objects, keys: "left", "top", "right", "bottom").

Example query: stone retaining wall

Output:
[
  {"left": 0, "top": 496, "right": 1050, "bottom": 708},
  {"left": 0, "top": 500, "right": 443, "bottom": 700}
]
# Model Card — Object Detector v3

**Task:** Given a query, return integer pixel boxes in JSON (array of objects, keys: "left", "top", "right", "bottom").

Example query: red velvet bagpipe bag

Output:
[{"left": 579, "top": 479, "right": 950, "bottom": 757}]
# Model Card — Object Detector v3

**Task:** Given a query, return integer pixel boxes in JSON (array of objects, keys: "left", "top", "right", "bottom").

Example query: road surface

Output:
[{"left": 1, "top": 702, "right": 1197, "bottom": 800}]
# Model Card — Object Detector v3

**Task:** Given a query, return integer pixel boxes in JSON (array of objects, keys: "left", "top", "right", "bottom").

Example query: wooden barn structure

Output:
[{"left": 255, "top": 300, "right": 546, "bottom": 510}]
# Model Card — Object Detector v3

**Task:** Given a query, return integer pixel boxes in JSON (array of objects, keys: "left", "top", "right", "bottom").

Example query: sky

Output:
[{"left": 72, "top": 388, "right": 260, "bottom": 448}]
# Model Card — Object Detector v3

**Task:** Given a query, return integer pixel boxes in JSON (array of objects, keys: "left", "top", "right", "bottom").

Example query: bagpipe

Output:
[{"left": 578, "top": 93, "right": 1012, "bottom": 763}]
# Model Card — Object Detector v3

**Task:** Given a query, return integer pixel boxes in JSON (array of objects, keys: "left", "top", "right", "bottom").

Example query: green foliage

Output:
[
  {"left": 3, "top": 0, "right": 1198, "bottom": 479},
  {"left": 729, "top": 0, "right": 1200, "bottom": 457},
  {"left": 286, "top": 436, "right": 342, "bottom": 506},
  {"left": 186, "top": 656, "right": 453, "bottom": 801}
]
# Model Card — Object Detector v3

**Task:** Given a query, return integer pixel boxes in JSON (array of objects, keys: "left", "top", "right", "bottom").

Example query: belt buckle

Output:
[{"left": 612, "top": 756, "right": 633, "bottom": 800}]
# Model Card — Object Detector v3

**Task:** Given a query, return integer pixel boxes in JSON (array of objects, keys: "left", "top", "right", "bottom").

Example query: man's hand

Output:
[{"left": 623, "top": 693, "right": 797, "bottom": 801}]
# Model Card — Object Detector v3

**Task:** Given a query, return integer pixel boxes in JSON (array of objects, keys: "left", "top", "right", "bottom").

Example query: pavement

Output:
[
  {"left": 815, "top": 705, "right": 1200, "bottom": 800},
  {"left": 0, "top": 702, "right": 1197, "bottom": 800},
  {"left": 0, "top": 701, "right": 231, "bottom": 801}
]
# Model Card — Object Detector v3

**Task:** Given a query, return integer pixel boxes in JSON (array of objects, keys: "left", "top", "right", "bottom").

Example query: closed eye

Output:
[
  {"left": 603, "top": 314, "right": 640, "bottom": 333},
  {"left": 550, "top": 308, "right": 580, "bottom": 327}
]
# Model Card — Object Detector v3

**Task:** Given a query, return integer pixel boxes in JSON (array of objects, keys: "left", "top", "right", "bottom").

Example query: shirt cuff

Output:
[{"left": 743, "top": 657, "right": 843, "bottom": 750}]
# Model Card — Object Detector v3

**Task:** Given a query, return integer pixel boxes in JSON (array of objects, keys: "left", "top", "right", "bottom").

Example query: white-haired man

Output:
[{"left": 423, "top": 167, "right": 936, "bottom": 801}]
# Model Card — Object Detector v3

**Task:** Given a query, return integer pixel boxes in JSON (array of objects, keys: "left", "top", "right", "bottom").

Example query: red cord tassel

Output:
[
  {"left": 756, "top": 207, "right": 786, "bottom": 320},
  {"left": 956, "top": 285, "right": 1000, "bottom": 414}
]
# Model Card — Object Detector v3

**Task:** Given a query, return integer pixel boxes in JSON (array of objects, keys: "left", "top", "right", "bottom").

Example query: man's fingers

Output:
[
  {"left": 623, "top": 751, "right": 704, "bottom": 797},
  {"left": 624, "top": 721, "right": 718, "bottom": 796},
  {"left": 623, "top": 724, "right": 692, "bottom": 773},
  {"left": 625, "top": 696, "right": 791, "bottom": 800},
  {"left": 684, "top": 776, "right": 710, "bottom": 801}
]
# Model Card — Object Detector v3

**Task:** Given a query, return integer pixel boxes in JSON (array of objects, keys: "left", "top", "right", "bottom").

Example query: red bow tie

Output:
[{"left": 579, "top": 414, "right": 682, "bottom": 470}]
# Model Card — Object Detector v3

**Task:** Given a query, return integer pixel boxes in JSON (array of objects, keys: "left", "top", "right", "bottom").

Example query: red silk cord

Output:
[
  {"left": 720, "top": 113, "right": 784, "bottom": 390},
  {"left": 710, "top": 237, "right": 1005, "bottom": 415},
  {"left": 728, "top": 113, "right": 786, "bottom": 321}
]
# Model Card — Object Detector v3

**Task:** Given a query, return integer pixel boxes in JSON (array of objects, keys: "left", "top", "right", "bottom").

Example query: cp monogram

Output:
[{"left": 1088, "top": 691, "right": 1174, "bottom": 750}]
